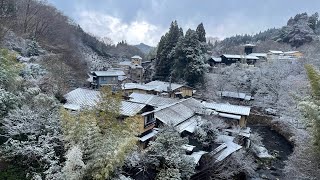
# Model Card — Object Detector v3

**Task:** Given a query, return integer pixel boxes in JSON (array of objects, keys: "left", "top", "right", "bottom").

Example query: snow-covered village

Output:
[{"left": 1, "top": 0, "right": 320, "bottom": 180}]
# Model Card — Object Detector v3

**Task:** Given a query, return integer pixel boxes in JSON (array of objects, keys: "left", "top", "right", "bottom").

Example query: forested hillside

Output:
[
  {"left": 212, "top": 12, "right": 320, "bottom": 55},
  {"left": 0, "top": 0, "right": 144, "bottom": 88}
]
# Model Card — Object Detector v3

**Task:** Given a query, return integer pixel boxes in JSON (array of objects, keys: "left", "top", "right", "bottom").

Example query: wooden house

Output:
[
  {"left": 244, "top": 44, "right": 256, "bottom": 55},
  {"left": 122, "top": 81, "right": 194, "bottom": 98},
  {"left": 91, "top": 69, "right": 126, "bottom": 89},
  {"left": 203, "top": 102, "right": 251, "bottom": 127},
  {"left": 207, "top": 56, "right": 222, "bottom": 66},
  {"left": 283, "top": 51, "right": 303, "bottom": 58},
  {"left": 220, "top": 54, "right": 259, "bottom": 65}
]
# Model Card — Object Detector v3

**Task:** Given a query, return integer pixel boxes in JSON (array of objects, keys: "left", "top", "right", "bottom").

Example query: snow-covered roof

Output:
[
  {"left": 218, "top": 113, "right": 241, "bottom": 120},
  {"left": 122, "top": 83, "right": 154, "bottom": 91},
  {"left": 131, "top": 55, "right": 142, "bottom": 59},
  {"left": 120, "top": 101, "right": 147, "bottom": 116},
  {"left": 64, "top": 88, "right": 100, "bottom": 110},
  {"left": 93, "top": 70, "right": 125, "bottom": 77},
  {"left": 182, "top": 144, "right": 196, "bottom": 152},
  {"left": 210, "top": 57, "right": 222, "bottom": 62},
  {"left": 284, "top": 51, "right": 299, "bottom": 54},
  {"left": 139, "top": 129, "right": 158, "bottom": 142},
  {"left": 218, "top": 91, "right": 252, "bottom": 101},
  {"left": 203, "top": 102, "right": 251, "bottom": 116},
  {"left": 175, "top": 115, "right": 204, "bottom": 133},
  {"left": 248, "top": 53, "right": 267, "bottom": 58},
  {"left": 63, "top": 103, "right": 81, "bottom": 111},
  {"left": 118, "top": 61, "right": 132, "bottom": 66},
  {"left": 118, "top": 76, "right": 127, "bottom": 81},
  {"left": 214, "top": 135, "right": 242, "bottom": 162},
  {"left": 244, "top": 43, "right": 256, "bottom": 47},
  {"left": 189, "top": 151, "right": 208, "bottom": 164},
  {"left": 128, "top": 93, "right": 178, "bottom": 107},
  {"left": 154, "top": 98, "right": 204, "bottom": 126},
  {"left": 269, "top": 50, "right": 283, "bottom": 54},
  {"left": 145, "top": 80, "right": 186, "bottom": 92},
  {"left": 221, "top": 54, "right": 259, "bottom": 60}
]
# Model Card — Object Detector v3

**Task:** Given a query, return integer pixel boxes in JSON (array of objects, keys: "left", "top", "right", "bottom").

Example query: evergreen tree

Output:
[
  {"left": 172, "top": 29, "right": 207, "bottom": 86},
  {"left": 154, "top": 21, "right": 182, "bottom": 81},
  {"left": 196, "top": 23, "right": 206, "bottom": 42}
]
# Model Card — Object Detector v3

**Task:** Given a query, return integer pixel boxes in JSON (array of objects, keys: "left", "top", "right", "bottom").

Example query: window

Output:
[{"left": 144, "top": 113, "right": 155, "bottom": 128}]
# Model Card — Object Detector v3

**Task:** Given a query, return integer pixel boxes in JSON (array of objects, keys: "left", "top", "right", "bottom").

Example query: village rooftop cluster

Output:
[{"left": 62, "top": 45, "right": 299, "bottom": 165}]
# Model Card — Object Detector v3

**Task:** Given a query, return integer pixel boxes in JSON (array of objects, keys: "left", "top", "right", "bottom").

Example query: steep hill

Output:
[
  {"left": 134, "top": 43, "right": 154, "bottom": 54},
  {"left": 0, "top": 0, "right": 144, "bottom": 87}
]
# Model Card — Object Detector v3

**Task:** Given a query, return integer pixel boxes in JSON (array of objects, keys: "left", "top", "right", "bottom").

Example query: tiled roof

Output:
[
  {"left": 218, "top": 91, "right": 252, "bottom": 101},
  {"left": 128, "top": 93, "right": 178, "bottom": 107},
  {"left": 154, "top": 98, "right": 204, "bottom": 126}
]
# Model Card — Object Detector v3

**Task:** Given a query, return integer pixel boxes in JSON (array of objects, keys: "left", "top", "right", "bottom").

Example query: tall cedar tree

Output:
[
  {"left": 196, "top": 23, "right": 206, "bottom": 42},
  {"left": 172, "top": 29, "right": 206, "bottom": 86},
  {"left": 154, "top": 21, "right": 182, "bottom": 81}
]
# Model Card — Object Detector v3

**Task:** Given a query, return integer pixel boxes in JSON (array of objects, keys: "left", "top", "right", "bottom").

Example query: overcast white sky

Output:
[{"left": 47, "top": 0, "right": 320, "bottom": 46}]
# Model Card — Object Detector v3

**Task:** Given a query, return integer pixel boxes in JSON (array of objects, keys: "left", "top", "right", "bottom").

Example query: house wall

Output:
[
  {"left": 221, "top": 56, "right": 239, "bottom": 65},
  {"left": 97, "top": 76, "right": 119, "bottom": 87},
  {"left": 136, "top": 115, "right": 155, "bottom": 135},
  {"left": 239, "top": 116, "right": 247, "bottom": 127},
  {"left": 176, "top": 87, "right": 193, "bottom": 97}
]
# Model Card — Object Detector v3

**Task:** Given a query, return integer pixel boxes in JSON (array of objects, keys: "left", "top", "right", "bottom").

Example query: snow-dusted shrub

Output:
[
  {"left": 145, "top": 126, "right": 196, "bottom": 179},
  {"left": 0, "top": 88, "right": 18, "bottom": 117},
  {"left": 1, "top": 103, "right": 64, "bottom": 179},
  {"left": 26, "top": 40, "right": 42, "bottom": 57},
  {"left": 62, "top": 145, "right": 86, "bottom": 180}
]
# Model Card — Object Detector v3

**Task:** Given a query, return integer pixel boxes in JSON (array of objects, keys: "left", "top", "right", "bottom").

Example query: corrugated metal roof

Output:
[
  {"left": 203, "top": 102, "right": 251, "bottom": 116},
  {"left": 218, "top": 91, "right": 252, "bottom": 101},
  {"left": 129, "top": 93, "right": 179, "bottom": 107},
  {"left": 139, "top": 129, "right": 158, "bottom": 142},
  {"left": 64, "top": 88, "right": 146, "bottom": 116},
  {"left": 154, "top": 98, "right": 204, "bottom": 126},
  {"left": 222, "top": 54, "right": 259, "bottom": 60},
  {"left": 120, "top": 101, "right": 146, "bottom": 116},
  {"left": 64, "top": 88, "right": 100, "bottom": 109},
  {"left": 188, "top": 151, "right": 207, "bottom": 164},
  {"left": 63, "top": 103, "right": 81, "bottom": 111},
  {"left": 93, "top": 70, "right": 125, "bottom": 77},
  {"left": 214, "top": 140, "right": 242, "bottom": 162}
]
